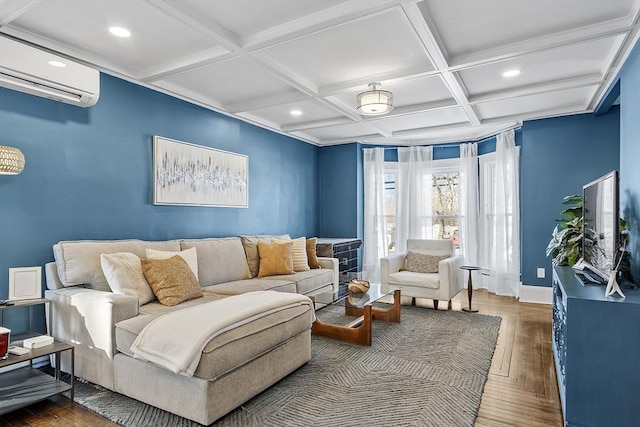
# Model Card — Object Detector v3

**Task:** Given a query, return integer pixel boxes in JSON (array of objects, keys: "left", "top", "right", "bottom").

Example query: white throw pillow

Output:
[
  {"left": 145, "top": 247, "right": 198, "bottom": 280},
  {"left": 290, "top": 237, "right": 310, "bottom": 272},
  {"left": 101, "top": 252, "right": 155, "bottom": 305}
]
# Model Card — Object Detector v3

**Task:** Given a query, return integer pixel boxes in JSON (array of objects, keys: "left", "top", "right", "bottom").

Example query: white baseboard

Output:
[{"left": 519, "top": 284, "right": 553, "bottom": 304}]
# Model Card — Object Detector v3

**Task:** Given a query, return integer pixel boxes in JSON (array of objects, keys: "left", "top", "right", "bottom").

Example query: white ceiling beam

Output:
[
  {"left": 152, "top": 80, "right": 227, "bottom": 112},
  {"left": 393, "top": 121, "right": 471, "bottom": 138},
  {"left": 320, "top": 133, "right": 386, "bottom": 145},
  {"left": 0, "top": 0, "right": 41, "bottom": 26},
  {"left": 450, "top": 18, "right": 634, "bottom": 71},
  {"left": 138, "top": 47, "right": 232, "bottom": 82},
  {"left": 365, "top": 99, "right": 459, "bottom": 120},
  {"left": 282, "top": 117, "right": 355, "bottom": 132},
  {"left": 226, "top": 91, "right": 311, "bottom": 114},
  {"left": 318, "top": 65, "right": 437, "bottom": 96},
  {"left": 588, "top": 23, "right": 640, "bottom": 110},
  {"left": 480, "top": 104, "right": 589, "bottom": 126},
  {"left": 243, "top": 0, "right": 416, "bottom": 51},
  {"left": 401, "top": 2, "right": 482, "bottom": 127},
  {"left": 145, "top": 0, "right": 241, "bottom": 51},
  {"left": 468, "top": 74, "right": 603, "bottom": 105}
]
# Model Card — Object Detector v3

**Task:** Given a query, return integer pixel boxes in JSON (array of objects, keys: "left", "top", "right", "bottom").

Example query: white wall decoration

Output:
[
  {"left": 8, "top": 266, "right": 42, "bottom": 300},
  {"left": 153, "top": 136, "right": 248, "bottom": 207}
]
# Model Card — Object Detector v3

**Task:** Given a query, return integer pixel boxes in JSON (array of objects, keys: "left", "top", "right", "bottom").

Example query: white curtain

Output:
[
  {"left": 362, "top": 147, "right": 387, "bottom": 282},
  {"left": 395, "top": 146, "right": 433, "bottom": 254},
  {"left": 489, "top": 130, "right": 521, "bottom": 296},
  {"left": 460, "top": 143, "right": 480, "bottom": 273}
]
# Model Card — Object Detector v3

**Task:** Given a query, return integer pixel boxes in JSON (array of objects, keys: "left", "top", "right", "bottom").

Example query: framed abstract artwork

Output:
[{"left": 153, "top": 136, "right": 248, "bottom": 207}]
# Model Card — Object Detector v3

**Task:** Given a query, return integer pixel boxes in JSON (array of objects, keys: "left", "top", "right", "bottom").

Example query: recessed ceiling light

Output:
[
  {"left": 290, "top": 109, "right": 303, "bottom": 116},
  {"left": 48, "top": 60, "right": 66, "bottom": 68},
  {"left": 109, "top": 26, "right": 131, "bottom": 38},
  {"left": 502, "top": 69, "right": 521, "bottom": 78}
]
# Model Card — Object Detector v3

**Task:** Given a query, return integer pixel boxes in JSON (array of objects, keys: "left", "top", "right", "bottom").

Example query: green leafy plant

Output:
[
  {"left": 546, "top": 195, "right": 629, "bottom": 270},
  {"left": 546, "top": 195, "right": 584, "bottom": 266}
]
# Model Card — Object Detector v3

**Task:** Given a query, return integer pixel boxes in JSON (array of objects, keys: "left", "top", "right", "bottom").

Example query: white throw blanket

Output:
[{"left": 130, "top": 291, "right": 314, "bottom": 376}]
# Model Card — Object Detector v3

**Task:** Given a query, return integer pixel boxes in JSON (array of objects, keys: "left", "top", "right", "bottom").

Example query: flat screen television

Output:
[{"left": 581, "top": 170, "right": 619, "bottom": 282}]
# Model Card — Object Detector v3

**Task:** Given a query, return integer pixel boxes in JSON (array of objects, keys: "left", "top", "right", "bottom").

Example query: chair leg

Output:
[
  {"left": 433, "top": 300, "right": 439, "bottom": 310},
  {"left": 411, "top": 297, "right": 416, "bottom": 306},
  {"left": 447, "top": 300, "right": 452, "bottom": 310}
]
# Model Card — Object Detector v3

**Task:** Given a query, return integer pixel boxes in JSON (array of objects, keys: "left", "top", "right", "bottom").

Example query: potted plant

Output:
[
  {"left": 546, "top": 195, "right": 631, "bottom": 275},
  {"left": 546, "top": 195, "right": 584, "bottom": 266}
]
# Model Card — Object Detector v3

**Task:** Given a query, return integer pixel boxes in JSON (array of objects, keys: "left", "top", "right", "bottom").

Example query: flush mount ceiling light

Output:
[
  {"left": 0, "top": 145, "right": 25, "bottom": 175},
  {"left": 48, "top": 60, "right": 66, "bottom": 68},
  {"left": 357, "top": 82, "right": 393, "bottom": 116},
  {"left": 290, "top": 109, "right": 303, "bottom": 116},
  {"left": 502, "top": 69, "right": 521, "bottom": 77},
  {"left": 109, "top": 26, "right": 131, "bottom": 38}
]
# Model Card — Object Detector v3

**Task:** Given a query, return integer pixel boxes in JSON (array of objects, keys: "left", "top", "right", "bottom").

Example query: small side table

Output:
[{"left": 460, "top": 266, "right": 481, "bottom": 313}]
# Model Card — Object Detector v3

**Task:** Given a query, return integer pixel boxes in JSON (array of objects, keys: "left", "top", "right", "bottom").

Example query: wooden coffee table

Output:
[{"left": 312, "top": 283, "right": 400, "bottom": 346}]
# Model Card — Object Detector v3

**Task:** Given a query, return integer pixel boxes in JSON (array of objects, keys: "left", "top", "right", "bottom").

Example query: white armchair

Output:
[{"left": 381, "top": 239, "right": 464, "bottom": 310}]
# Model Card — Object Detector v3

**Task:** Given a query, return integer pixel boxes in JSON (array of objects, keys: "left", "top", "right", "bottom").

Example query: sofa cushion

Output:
[
  {"left": 202, "top": 279, "right": 296, "bottom": 295},
  {"left": 180, "top": 238, "right": 251, "bottom": 286},
  {"left": 261, "top": 269, "right": 333, "bottom": 295},
  {"left": 240, "top": 234, "right": 290, "bottom": 277},
  {"left": 101, "top": 252, "right": 155, "bottom": 305},
  {"left": 401, "top": 252, "right": 450, "bottom": 274},
  {"left": 115, "top": 302, "right": 312, "bottom": 381},
  {"left": 290, "top": 237, "right": 310, "bottom": 272},
  {"left": 141, "top": 256, "right": 203, "bottom": 306},
  {"left": 146, "top": 247, "right": 198, "bottom": 278},
  {"left": 53, "top": 239, "right": 181, "bottom": 292},
  {"left": 258, "top": 240, "right": 295, "bottom": 278},
  {"left": 389, "top": 271, "right": 440, "bottom": 289},
  {"left": 306, "top": 237, "right": 320, "bottom": 269}
]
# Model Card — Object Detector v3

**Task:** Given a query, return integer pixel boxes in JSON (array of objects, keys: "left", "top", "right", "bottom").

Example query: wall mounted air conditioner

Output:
[{"left": 0, "top": 36, "right": 99, "bottom": 107}]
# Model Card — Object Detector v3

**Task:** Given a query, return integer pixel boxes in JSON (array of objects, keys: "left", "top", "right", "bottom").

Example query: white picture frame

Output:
[
  {"left": 8, "top": 266, "right": 42, "bottom": 301},
  {"left": 153, "top": 136, "right": 249, "bottom": 208}
]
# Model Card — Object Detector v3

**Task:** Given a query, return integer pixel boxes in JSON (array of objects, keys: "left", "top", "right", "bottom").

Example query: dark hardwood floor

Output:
[{"left": 0, "top": 289, "right": 563, "bottom": 426}]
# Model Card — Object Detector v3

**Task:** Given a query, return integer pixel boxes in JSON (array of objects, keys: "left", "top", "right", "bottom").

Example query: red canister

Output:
[{"left": 0, "top": 327, "right": 10, "bottom": 359}]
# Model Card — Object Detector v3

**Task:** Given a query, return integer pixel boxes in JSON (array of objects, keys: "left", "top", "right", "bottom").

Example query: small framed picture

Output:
[{"left": 9, "top": 267, "right": 42, "bottom": 301}]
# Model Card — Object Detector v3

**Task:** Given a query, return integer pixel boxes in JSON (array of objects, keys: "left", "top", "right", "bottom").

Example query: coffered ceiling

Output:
[{"left": 1, "top": 0, "right": 638, "bottom": 146}]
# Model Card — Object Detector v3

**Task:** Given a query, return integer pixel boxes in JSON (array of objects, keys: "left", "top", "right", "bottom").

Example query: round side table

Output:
[{"left": 460, "top": 265, "right": 481, "bottom": 313}]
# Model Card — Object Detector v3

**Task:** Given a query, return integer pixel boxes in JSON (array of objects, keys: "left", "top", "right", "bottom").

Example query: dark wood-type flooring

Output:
[{"left": 0, "top": 289, "right": 563, "bottom": 426}]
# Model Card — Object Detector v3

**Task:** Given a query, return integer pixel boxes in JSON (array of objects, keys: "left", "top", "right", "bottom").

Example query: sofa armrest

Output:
[
  {"left": 438, "top": 254, "right": 465, "bottom": 298},
  {"left": 318, "top": 257, "right": 339, "bottom": 297},
  {"left": 45, "top": 287, "right": 139, "bottom": 390},
  {"left": 381, "top": 253, "right": 406, "bottom": 285}
]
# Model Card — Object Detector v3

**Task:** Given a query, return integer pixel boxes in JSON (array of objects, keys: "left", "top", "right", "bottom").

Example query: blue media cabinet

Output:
[{"left": 552, "top": 266, "right": 640, "bottom": 427}]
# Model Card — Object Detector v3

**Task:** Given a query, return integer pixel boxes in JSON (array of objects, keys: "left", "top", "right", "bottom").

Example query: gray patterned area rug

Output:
[{"left": 70, "top": 305, "right": 501, "bottom": 427}]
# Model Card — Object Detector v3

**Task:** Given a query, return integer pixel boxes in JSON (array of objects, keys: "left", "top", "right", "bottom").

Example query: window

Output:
[
  {"left": 384, "top": 164, "right": 397, "bottom": 253},
  {"left": 479, "top": 154, "right": 496, "bottom": 269},
  {"left": 384, "top": 159, "right": 461, "bottom": 253},
  {"left": 479, "top": 151, "right": 519, "bottom": 271}
]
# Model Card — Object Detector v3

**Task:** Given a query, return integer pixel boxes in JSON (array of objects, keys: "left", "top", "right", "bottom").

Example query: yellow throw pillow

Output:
[
  {"left": 306, "top": 237, "right": 320, "bottom": 269},
  {"left": 141, "top": 255, "right": 203, "bottom": 306},
  {"left": 257, "top": 240, "right": 295, "bottom": 278},
  {"left": 290, "top": 237, "right": 310, "bottom": 272},
  {"left": 240, "top": 234, "right": 291, "bottom": 277}
]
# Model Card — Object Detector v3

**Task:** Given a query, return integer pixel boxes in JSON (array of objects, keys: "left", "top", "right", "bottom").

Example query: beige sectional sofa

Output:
[{"left": 44, "top": 236, "right": 338, "bottom": 425}]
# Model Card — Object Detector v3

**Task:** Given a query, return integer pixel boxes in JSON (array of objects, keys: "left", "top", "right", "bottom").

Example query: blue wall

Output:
[
  {"left": 619, "top": 39, "right": 640, "bottom": 282},
  {"left": 520, "top": 111, "right": 620, "bottom": 286},
  {"left": 318, "top": 143, "right": 360, "bottom": 238},
  {"left": 0, "top": 74, "right": 319, "bottom": 332}
]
